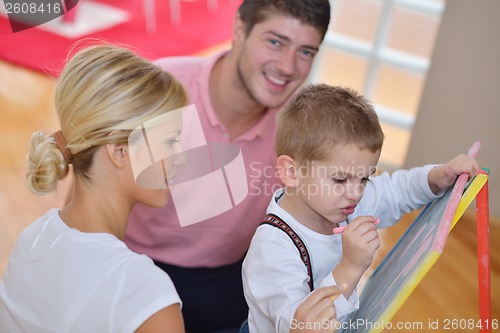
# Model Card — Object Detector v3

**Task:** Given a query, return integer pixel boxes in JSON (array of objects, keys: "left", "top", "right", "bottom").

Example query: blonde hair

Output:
[
  {"left": 276, "top": 84, "right": 384, "bottom": 165},
  {"left": 27, "top": 44, "right": 187, "bottom": 195}
]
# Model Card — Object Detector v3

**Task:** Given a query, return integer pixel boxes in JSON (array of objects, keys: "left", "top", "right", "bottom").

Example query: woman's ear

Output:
[
  {"left": 106, "top": 143, "right": 129, "bottom": 168},
  {"left": 276, "top": 155, "right": 299, "bottom": 188}
]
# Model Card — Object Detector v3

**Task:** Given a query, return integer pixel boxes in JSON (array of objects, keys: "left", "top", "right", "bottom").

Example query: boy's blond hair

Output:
[{"left": 276, "top": 84, "right": 384, "bottom": 164}]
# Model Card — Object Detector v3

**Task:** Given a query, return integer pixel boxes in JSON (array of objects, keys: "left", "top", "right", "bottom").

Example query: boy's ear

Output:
[
  {"left": 106, "top": 143, "right": 129, "bottom": 168},
  {"left": 277, "top": 155, "right": 299, "bottom": 188}
]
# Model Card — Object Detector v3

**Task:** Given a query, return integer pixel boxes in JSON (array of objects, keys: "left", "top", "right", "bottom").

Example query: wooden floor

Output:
[{"left": 1, "top": 60, "right": 499, "bottom": 332}]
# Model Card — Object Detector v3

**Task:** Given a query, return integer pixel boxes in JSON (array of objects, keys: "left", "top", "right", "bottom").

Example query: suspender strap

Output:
[{"left": 260, "top": 213, "right": 314, "bottom": 291}]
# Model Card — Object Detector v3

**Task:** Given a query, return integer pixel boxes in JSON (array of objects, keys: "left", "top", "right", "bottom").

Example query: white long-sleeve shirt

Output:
[{"left": 242, "top": 165, "right": 440, "bottom": 333}]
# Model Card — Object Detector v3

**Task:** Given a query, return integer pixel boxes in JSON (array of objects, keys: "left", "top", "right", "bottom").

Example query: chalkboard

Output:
[{"left": 342, "top": 170, "right": 488, "bottom": 333}]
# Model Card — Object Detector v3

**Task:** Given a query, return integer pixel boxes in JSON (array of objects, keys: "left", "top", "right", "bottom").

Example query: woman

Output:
[{"left": 0, "top": 44, "right": 187, "bottom": 333}]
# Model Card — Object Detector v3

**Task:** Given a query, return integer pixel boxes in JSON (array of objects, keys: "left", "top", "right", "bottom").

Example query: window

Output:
[{"left": 309, "top": 0, "right": 446, "bottom": 170}]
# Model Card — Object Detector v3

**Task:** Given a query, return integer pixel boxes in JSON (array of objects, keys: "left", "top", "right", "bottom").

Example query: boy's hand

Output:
[
  {"left": 428, "top": 154, "right": 480, "bottom": 195},
  {"left": 341, "top": 216, "right": 380, "bottom": 271},
  {"left": 333, "top": 216, "right": 379, "bottom": 299},
  {"left": 291, "top": 286, "right": 342, "bottom": 333}
]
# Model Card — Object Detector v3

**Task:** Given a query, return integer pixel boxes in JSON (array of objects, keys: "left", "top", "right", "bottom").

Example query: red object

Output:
[
  {"left": 476, "top": 170, "right": 491, "bottom": 333},
  {"left": 0, "top": 0, "right": 240, "bottom": 75},
  {"left": 62, "top": 8, "right": 77, "bottom": 24}
]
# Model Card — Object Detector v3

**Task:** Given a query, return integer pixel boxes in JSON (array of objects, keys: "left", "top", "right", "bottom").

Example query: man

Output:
[{"left": 125, "top": 1, "right": 331, "bottom": 331}]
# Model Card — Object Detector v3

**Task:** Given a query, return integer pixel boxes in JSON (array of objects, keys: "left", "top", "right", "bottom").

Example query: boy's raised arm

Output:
[{"left": 427, "top": 154, "right": 479, "bottom": 195}]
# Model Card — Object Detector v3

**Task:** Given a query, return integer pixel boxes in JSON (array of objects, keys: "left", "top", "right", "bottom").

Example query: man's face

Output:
[{"left": 234, "top": 14, "right": 323, "bottom": 109}]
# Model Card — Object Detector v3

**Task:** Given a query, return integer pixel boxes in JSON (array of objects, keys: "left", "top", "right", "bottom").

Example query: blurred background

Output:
[{"left": 1, "top": 0, "right": 498, "bottom": 331}]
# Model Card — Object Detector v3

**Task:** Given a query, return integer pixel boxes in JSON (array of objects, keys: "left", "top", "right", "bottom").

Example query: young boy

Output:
[{"left": 241, "top": 84, "right": 479, "bottom": 333}]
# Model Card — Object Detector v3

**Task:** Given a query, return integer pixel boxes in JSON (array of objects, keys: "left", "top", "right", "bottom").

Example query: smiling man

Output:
[{"left": 125, "top": 1, "right": 331, "bottom": 332}]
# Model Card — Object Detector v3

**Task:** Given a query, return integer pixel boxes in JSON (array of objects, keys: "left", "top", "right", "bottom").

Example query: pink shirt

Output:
[{"left": 125, "top": 51, "right": 282, "bottom": 267}]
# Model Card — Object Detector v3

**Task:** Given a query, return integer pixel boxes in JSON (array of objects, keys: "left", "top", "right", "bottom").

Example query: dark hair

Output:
[{"left": 238, "top": 0, "right": 331, "bottom": 40}]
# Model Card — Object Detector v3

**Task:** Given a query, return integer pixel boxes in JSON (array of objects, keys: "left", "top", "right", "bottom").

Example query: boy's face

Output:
[
  {"left": 234, "top": 14, "right": 323, "bottom": 109},
  {"left": 295, "top": 144, "right": 380, "bottom": 226}
]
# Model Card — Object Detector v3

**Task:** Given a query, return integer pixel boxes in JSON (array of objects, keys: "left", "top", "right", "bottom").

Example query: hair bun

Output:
[{"left": 26, "top": 131, "right": 70, "bottom": 195}]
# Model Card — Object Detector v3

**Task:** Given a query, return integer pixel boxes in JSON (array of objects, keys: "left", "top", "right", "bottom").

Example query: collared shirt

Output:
[
  {"left": 243, "top": 189, "right": 359, "bottom": 333},
  {"left": 125, "top": 51, "right": 282, "bottom": 267},
  {"left": 242, "top": 165, "right": 440, "bottom": 333}
]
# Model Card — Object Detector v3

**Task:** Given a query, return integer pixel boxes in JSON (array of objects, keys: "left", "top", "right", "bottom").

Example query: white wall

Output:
[{"left": 405, "top": 0, "right": 500, "bottom": 217}]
